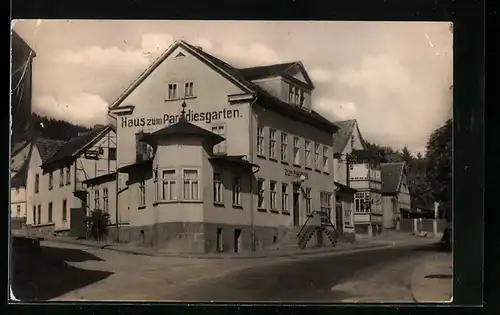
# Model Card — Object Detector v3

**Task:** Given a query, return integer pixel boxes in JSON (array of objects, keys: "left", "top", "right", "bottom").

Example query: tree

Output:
[
  {"left": 425, "top": 119, "right": 452, "bottom": 251},
  {"left": 401, "top": 146, "right": 413, "bottom": 165}
]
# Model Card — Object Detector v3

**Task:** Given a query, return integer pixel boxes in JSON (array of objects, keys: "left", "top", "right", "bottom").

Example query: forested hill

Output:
[{"left": 30, "top": 113, "right": 91, "bottom": 141}]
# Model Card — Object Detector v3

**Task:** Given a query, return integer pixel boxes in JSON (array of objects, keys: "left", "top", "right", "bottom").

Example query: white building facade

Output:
[{"left": 108, "top": 40, "right": 340, "bottom": 253}]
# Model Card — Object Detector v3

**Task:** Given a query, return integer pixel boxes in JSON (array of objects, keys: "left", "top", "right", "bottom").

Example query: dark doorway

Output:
[
  {"left": 234, "top": 229, "right": 242, "bottom": 253},
  {"left": 335, "top": 201, "right": 344, "bottom": 236},
  {"left": 293, "top": 191, "right": 300, "bottom": 226},
  {"left": 216, "top": 228, "right": 223, "bottom": 252}
]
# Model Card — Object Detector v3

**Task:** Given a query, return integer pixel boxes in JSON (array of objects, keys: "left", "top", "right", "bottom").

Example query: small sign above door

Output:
[{"left": 285, "top": 169, "right": 309, "bottom": 180}]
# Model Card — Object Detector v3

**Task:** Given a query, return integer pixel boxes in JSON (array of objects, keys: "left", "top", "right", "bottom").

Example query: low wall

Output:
[{"left": 11, "top": 218, "right": 26, "bottom": 230}]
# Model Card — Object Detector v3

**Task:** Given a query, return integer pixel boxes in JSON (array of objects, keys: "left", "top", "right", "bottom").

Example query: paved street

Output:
[
  {"left": 10, "top": 239, "right": 445, "bottom": 302},
  {"left": 168, "top": 244, "right": 441, "bottom": 302}
]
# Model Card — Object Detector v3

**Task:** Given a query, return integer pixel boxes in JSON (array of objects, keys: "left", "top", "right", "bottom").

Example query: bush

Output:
[{"left": 86, "top": 210, "right": 110, "bottom": 241}]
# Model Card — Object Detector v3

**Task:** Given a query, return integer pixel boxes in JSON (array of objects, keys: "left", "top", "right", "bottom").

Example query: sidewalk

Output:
[
  {"left": 410, "top": 252, "right": 453, "bottom": 303},
  {"left": 38, "top": 233, "right": 436, "bottom": 260}
]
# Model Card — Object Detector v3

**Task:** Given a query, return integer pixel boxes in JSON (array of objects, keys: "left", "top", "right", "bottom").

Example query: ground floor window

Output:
[
  {"left": 16, "top": 205, "right": 21, "bottom": 217},
  {"left": 103, "top": 188, "right": 109, "bottom": 212},
  {"left": 257, "top": 178, "right": 265, "bottom": 209},
  {"left": 162, "top": 169, "right": 177, "bottom": 201},
  {"left": 354, "top": 192, "right": 370, "bottom": 213},
  {"left": 344, "top": 202, "right": 353, "bottom": 227},
  {"left": 94, "top": 190, "right": 100, "bottom": 210},
  {"left": 37, "top": 205, "right": 41, "bottom": 224},
  {"left": 304, "top": 187, "right": 312, "bottom": 214},
  {"left": 33, "top": 206, "right": 36, "bottom": 224},
  {"left": 62, "top": 199, "right": 67, "bottom": 221},
  {"left": 320, "top": 191, "right": 332, "bottom": 222},
  {"left": 183, "top": 169, "right": 199, "bottom": 201},
  {"left": 139, "top": 180, "right": 146, "bottom": 207},
  {"left": 232, "top": 176, "right": 242, "bottom": 206},
  {"left": 213, "top": 172, "right": 223, "bottom": 204},
  {"left": 281, "top": 183, "right": 289, "bottom": 212},
  {"left": 48, "top": 202, "right": 53, "bottom": 223},
  {"left": 270, "top": 181, "right": 277, "bottom": 210}
]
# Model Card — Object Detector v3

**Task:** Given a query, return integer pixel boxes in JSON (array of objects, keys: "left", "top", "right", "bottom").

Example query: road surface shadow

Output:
[
  {"left": 411, "top": 242, "right": 448, "bottom": 252},
  {"left": 10, "top": 242, "right": 113, "bottom": 301}
]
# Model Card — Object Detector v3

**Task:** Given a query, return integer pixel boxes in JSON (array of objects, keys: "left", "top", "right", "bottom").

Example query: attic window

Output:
[{"left": 175, "top": 52, "right": 186, "bottom": 58}]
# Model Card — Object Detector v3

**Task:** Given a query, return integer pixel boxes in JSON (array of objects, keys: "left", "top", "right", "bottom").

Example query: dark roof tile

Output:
[
  {"left": 147, "top": 119, "right": 225, "bottom": 144},
  {"left": 381, "top": 162, "right": 405, "bottom": 194},
  {"left": 35, "top": 138, "right": 66, "bottom": 163},
  {"left": 43, "top": 125, "right": 110, "bottom": 166},
  {"left": 332, "top": 120, "right": 356, "bottom": 153},
  {"left": 11, "top": 161, "right": 29, "bottom": 188}
]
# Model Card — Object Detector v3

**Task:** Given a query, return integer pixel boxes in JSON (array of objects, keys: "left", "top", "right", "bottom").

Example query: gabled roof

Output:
[
  {"left": 108, "top": 40, "right": 338, "bottom": 133},
  {"left": 145, "top": 118, "right": 225, "bottom": 145},
  {"left": 35, "top": 138, "right": 66, "bottom": 163},
  {"left": 239, "top": 61, "right": 315, "bottom": 89},
  {"left": 11, "top": 160, "right": 29, "bottom": 188},
  {"left": 381, "top": 162, "right": 406, "bottom": 194},
  {"left": 42, "top": 125, "right": 112, "bottom": 167},
  {"left": 332, "top": 119, "right": 367, "bottom": 154}
]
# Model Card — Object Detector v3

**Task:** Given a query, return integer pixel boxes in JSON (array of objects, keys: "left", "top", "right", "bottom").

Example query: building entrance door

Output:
[
  {"left": 335, "top": 201, "right": 344, "bottom": 236},
  {"left": 234, "top": 229, "right": 242, "bottom": 253},
  {"left": 293, "top": 191, "right": 300, "bottom": 226}
]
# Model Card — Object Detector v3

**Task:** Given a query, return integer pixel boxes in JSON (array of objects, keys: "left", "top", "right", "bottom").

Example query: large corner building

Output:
[{"left": 108, "top": 40, "right": 341, "bottom": 253}]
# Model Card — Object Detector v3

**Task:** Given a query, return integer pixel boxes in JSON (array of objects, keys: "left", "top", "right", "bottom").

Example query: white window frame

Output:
[
  {"left": 167, "top": 83, "right": 178, "bottom": 100},
  {"left": 281, "top": 183, "right": 289, "bottom": 212},
  {"left": 59, "top": 169, "right": 64, "bottom": 187},
  {"left": 257, "top": 178, "right": 265, "bottom": 209},
  {"left": 153, "top": 169, "right": 158, "bottom": 202},
  {"left": 269, "top": 129, "right": 277, "bottom": 159},
  {"left": 182, "top": 168, "right": 200, "bottom": 201},
  {"left": 62, "top": 199, "right": 67, "bottom": 222},
  {"left": 48, "top": 202, "right": 53, "bottom": 223},
  {"left": 161, "top": 169, "right": 177, "bottom": 201},
  {"left": 94, "top": 190, "right": 100, "bottom": 210},
  {"left": 289, "top": 84, "right": 295, "bottom": 105},
  {"left": 323, "top": 146, "right": 329, "bottom": 173},
  {"left": 184, "top": 81, "right": 195, "bottom": 97},
  {"left": 270, "top": 181, "right": 277, "bottom": 210},
  {"left": 280, "top": 132, "right": 288, "bottom": 162},
  {"left": 305, "top": 187, "right": 312, "bottom": 214},
  {"left": 211, "top": 124, "right": 227, "bottom": 154},
  {"left": 213, "top": 172, "right": 224, "bottom": 204},
  {"left": 65, "top": 166, "right": 71, "bottom": 185},
  {"left": 320, "top": 191, "right": 332, "bottom": 218},
  {"left": 314, "top": 143, "right": 321, "bottom": 170},
  {"left": 139, "top": 180, "right": 146, "bottom": 207},
  {"left": 48, "top": 172, "right": 53, "bottom": 190},
  {"left": 354, "top": 192, "right": 370, "bottom": 213},
  {"left": 257, "top": 126, "right": 264, "bottom": 156},
  {"left": 232, "top": 175, "right": 242, "bottom": 206},
  {"left": 103, "top": 188, "right": 109, "bottom": 212},
  {"left": 16, "top": 205, "right": 21, "bottom": 218},
  {"left": 305, "top": 140, "right": 312, "bottom": 168},
  {"left": 293, "top": 137, "right": 300, "bottom": 165}
]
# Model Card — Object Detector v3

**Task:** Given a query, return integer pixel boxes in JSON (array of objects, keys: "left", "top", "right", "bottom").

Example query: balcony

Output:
[{"left": 73, "top": 181, "right": 87, "bottom": 201}]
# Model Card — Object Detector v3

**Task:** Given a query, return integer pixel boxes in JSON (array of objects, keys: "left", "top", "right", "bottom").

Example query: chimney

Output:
[
  {"left": 93, "top": 124, "right": 105, "bottom": 130},
  {"left": 195, "top": 46, "right": 203, "bottom": 51}
]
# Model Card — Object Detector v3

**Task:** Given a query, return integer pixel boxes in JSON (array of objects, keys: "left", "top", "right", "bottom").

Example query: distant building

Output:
[
  {"left": 381, "top": 162, "right": 411, "bottom": 227},
  {"left": 24, "top": 126, "right": 117, "bottom": 234},
  {"left": 108, "top": 40, "right": 339, "bottom": 253},
  {"left": 11, "top": 31, "right": 36, "bottom": 144},
  {"left": 332, "top": 119, "right": 366, "bottom": 241}
]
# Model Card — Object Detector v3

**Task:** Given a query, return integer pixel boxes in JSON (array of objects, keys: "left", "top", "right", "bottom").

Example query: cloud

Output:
[
  {"left": 190, "top": 38, "right": 214, "bottom": 51},
  {"left": 309, "top": 68, "right": 335, "bottom": 83},
  {"left": 216, "top": 42, "right": 282, "bottom": 67},
  {"left": 34, "top": 93, "right": 109, "bottom": 127},
  {"left": 315, "top": 97, "right": 358, "bottom": 120},
  {"left": 51, "top": 33, "right": 174, "bottom": 68}
]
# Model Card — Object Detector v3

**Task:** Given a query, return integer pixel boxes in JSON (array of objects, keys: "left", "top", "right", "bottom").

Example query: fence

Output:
[{"left": 399, "top": 218, "right": 447, "bottom": 234}]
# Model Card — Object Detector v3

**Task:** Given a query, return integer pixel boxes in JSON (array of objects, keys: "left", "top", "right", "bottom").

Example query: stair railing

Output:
[{"left": 318, "top": 210, "right": 338, "bottom": 245}]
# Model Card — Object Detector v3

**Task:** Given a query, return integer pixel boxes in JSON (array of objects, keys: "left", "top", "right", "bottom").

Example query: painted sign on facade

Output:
[
  {"left": 121, "top": 108, "right": 241, "bottom": 128},
  {"left": 285, "top": 168, "right": 309, "bottom": 180}
]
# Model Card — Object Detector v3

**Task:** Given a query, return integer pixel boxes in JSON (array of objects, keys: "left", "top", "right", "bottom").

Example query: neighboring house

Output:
[
  {"left": 11, "top": 31, "right": 36, "bottom": 144},
  {"left": 349, "top": 163, "right": 384, "bottom": 237},
  {"left": 11, "top": 162, "right": 29, "bottom": 220},
  {"left": 108, "top": 40, "right": 339, "bottom": 253},
  {"left": 381, "top": 162, "right": 411, "bottom": 229},
  {"left": 332, "top": 119, "right": 366, "bottom": 241},
  {"left": 11, "top": 141, "right": 33, "bottom": 178},
  {"left": 25, "top": 126, "right": 117, "bottom": 235}
]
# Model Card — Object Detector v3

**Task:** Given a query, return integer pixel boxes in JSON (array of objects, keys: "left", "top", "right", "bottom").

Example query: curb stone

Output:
[{"left": 40, "top": 237, "right": 434, "bottom": 260}]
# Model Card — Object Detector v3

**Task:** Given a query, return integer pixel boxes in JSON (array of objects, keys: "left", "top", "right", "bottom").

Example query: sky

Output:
[{"left": 12, "top": 20, "right": 453, "bottom": 154}]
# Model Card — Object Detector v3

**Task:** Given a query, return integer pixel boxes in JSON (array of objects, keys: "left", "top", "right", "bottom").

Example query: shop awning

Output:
[
  {"left": 116, "top": 160, "right": 152, "bottom": 174},
  {"left": 334, "top": 181, "right": 357, "bottom": 194},
  {"left": 209, "top": 154, "right": 259, "bottom": 170}
]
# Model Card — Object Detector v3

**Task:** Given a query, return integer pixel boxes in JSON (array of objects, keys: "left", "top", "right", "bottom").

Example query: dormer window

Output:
[{"left": 288, "top": 85, "right": 305, "bottom": 107}]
